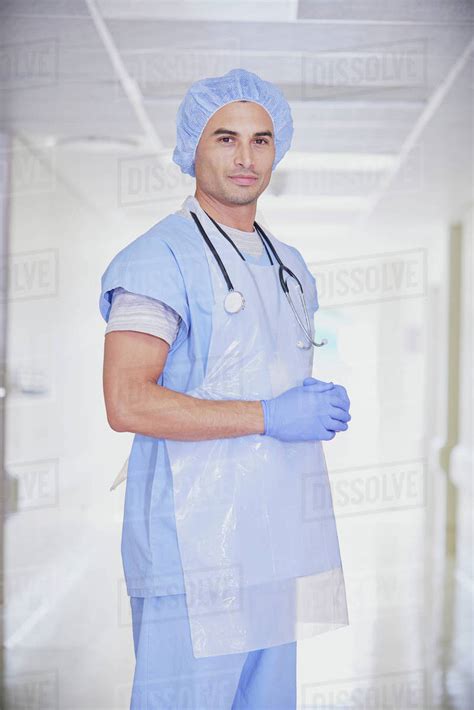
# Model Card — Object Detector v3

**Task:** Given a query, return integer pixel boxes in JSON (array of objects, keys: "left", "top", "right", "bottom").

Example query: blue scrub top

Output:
[{"left": 99, "top": 212, "right": 319, "bottom": 597}]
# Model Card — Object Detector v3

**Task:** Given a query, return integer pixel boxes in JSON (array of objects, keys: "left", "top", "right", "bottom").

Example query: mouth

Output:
[{"left": 228, "top": 175, "right": 258, "bottom": 186}]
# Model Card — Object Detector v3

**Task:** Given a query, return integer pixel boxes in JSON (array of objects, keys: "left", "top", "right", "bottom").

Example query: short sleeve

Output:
[
  {"left": 99, "top": 236, "right": 190, "bottom": 349},
  {"left": 105, "top": 288, "right": 181, "bottom": 346}
]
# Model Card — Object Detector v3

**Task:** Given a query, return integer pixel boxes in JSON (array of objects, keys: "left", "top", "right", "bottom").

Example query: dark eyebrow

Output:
[{"left": 211, "top": 128, "right": 273, "bottom": 138}]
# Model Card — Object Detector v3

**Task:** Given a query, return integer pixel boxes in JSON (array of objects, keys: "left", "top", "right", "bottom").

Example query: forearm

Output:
[{"left": 113, "top": 382, "right": 265, "bottom": 440}]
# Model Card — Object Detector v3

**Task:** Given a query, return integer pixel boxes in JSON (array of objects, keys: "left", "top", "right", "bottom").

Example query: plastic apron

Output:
[{"left": 164, "top": 206, "right": 349, "bottom": 658}]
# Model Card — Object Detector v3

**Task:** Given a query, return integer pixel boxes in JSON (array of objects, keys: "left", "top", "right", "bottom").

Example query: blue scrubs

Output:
[
  {"left": 130, "top": 594, "right": 297, "bottom": 709},
  {"left": 99, "top": 212, "right": 316, "bottom": 706},
  {"left": 99, "top": 214, "right": 317, "bottom": 598}
]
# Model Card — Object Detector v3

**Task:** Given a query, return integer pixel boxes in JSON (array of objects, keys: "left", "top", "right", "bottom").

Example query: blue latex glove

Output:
[
  {"left": 261, "top": 377, "right": 351, "bottom": 442},
  {"left": 302, "top": 377, "right": 351, "bottom": 414}
]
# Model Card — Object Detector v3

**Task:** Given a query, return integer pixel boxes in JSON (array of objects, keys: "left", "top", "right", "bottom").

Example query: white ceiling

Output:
[{"left": 0, "top": 0, "right": 472, "bottom": 226}]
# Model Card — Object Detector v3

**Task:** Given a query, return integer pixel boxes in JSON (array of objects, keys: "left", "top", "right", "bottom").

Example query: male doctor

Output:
[{"left": 100, "top": 68, "right": 351, "bottom": 710}]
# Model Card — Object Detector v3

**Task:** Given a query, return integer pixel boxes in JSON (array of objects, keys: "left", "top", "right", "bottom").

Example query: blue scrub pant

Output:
[{"left": 129, "top": 594, "right": 297, "bottom": 709}]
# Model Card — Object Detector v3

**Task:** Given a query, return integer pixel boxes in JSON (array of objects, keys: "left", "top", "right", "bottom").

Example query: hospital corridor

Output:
[{"left": 0, "top": 2, "right": 472, "bottom": 709}]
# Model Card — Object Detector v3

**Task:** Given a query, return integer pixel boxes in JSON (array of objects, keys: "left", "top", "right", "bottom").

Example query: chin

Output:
[
  {"left": 225, "top": 186, "right": 261, "bottom": 205},
  {"left": 229, "top": 192, "right": 256, "bottom": 204}
]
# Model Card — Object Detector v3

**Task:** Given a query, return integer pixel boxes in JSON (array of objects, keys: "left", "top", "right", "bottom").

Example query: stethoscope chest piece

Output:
[{"left": 224, "top": 290, "right": 245, "bottom": 314}]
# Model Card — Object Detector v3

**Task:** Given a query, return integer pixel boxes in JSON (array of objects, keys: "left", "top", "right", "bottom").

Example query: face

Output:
[{"left": 194, "top": 100, "right": 276, "bottom": 206}]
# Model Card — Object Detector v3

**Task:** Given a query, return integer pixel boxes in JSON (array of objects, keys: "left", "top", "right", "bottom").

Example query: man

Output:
[{"left": 100, "top": 68, "right": 351, "bottom": 710}]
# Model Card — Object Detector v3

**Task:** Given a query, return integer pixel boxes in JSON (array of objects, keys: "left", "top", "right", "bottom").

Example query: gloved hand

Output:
[
  {"left": 302, "top": 376, "right": 351, "bottom": 412},
  {"left": 261, "top": 377, "right": 351, "bottom": 442}
]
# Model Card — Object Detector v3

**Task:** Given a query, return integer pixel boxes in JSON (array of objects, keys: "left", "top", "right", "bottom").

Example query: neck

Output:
[{"left": 194, "top": 189, "right": 256, "bottom": 232}]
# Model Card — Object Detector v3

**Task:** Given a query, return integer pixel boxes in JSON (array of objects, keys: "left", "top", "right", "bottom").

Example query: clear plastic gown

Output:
[{"left": 164, "top": 204, "right": 349, "bottom": 658}]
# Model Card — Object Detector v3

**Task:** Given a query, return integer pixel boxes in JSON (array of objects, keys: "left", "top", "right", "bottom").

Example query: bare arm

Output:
[{"left": 103, "top": 330, "right": 265, "bottom": 440}]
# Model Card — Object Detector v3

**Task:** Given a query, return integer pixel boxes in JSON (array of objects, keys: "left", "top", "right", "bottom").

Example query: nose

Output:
[{"left": 233, "top": 142, "right": 254, "bottom": 170}]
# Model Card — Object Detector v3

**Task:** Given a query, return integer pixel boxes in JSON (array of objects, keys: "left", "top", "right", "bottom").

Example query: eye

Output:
[
  {"left": 218, "top": 136, "right": 234, "bottom": 143},
  {"left": 255, "top": 138, "right": 269, "bottom": 145}
]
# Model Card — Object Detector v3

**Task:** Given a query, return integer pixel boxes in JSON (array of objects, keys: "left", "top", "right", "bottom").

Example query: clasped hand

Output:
[{"left": 261, "top": 376, "right": 351, "bottom": 442}]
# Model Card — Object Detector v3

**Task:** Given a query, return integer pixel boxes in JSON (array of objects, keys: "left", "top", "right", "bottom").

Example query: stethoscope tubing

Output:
[{"left": 189, "top": 210, "right": 327, "bottom": 348}]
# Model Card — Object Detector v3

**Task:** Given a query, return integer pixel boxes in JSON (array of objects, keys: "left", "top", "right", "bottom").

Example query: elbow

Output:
[
  {"left": 105, "top": 404, "right": 130, "bottom": 433},
  {"left": 108, "top": 416, "right": 128, "bottom": 433}
]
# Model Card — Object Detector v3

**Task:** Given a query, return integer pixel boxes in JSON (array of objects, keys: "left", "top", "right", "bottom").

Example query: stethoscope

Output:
[{"left": 190, "top": 210, "right": 327, "bottom": 349}]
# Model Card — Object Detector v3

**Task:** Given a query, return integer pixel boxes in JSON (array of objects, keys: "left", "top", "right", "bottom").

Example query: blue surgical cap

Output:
[{"left": 172, "top": 68, "right": 294, "bottom": 177}]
